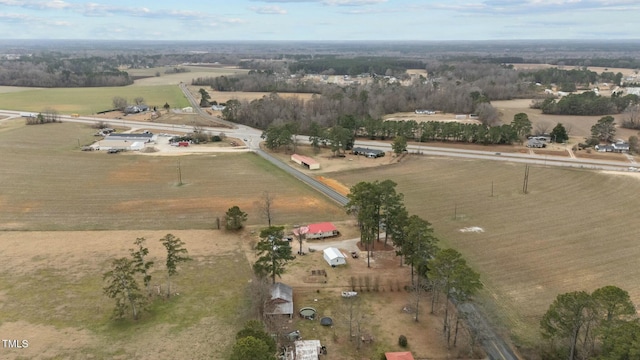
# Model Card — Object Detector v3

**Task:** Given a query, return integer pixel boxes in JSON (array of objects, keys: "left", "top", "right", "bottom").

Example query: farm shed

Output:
[
  {"left": 96, "top": 140, "right": 145, "bottom": 151},
  {"left": 385, "top": 352, "right": 415, "bottom": 360},
  {"left": 295, "top": 340, "right": 323, "bottom": 360},
  {"left": 265, "top": 282, "right": 293, "bottom": 318},
  {"left": 323, "top": 247, "right": 346, "bottom": 267},
  {"left": 291, "top": 154, "right": 320, "bottom": 170},
  {"left": 294, "top": 222, "right": 339, "bottom": 239}
]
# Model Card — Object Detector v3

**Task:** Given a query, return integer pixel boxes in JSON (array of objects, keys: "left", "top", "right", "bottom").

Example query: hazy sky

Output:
[{"left": 0, "top": 0, "right": 638, "bottom": 41}]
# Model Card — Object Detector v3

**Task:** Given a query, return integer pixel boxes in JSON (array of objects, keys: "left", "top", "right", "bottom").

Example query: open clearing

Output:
[
  {"left": 491, "top": 98, "right": 639, "bottom": 141},
  {"left": 0, "top": 121, "right": 347, "bottom": 230},
  {"left": 327, "top": 154, "right": 640, "bottom": 348},
  {"left": 128, "top": 66, "right": 249, "bottom": 86},
  {"left": 0, "top": 122, "right": 470, "bottom": 359},
  {"left": 0, "top": 230, "right": 253, "bottom": 360},
  {"left": 0, "top": 85, "right": 190, "bottom": 115}
]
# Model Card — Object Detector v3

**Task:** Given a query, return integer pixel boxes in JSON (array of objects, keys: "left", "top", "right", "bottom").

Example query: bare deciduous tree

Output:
[
  {"left": 534, "top": 121, "right": 551, "bottom": 135},
  {"left": 256, "top": 191, "right": 275, "bottom": 227}
]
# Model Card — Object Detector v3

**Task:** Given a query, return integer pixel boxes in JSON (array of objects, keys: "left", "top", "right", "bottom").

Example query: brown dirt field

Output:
[
  {"left": 532, "top": 149, "right": 569, "bottom": 157},
  {"left": 327, "top": 153, "right": 640, "bottom": 348},
  {"left": 317, "top": 176, "right": 350, "bottom": 196}
]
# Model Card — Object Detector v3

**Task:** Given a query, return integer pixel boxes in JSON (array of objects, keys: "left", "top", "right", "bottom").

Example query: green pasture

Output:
[
  {"left": 0, "top": 121, "right": 348, "bottom": 231},
  {"left": 331, "top": 155, "right": 640, "bottom": 347},
  {"left": 0, "top": 85, "right": 190, "bottom": 114}
]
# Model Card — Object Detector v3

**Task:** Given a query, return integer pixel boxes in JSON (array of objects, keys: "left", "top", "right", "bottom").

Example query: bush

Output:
[{"left": 398, "top": 335, "right": 408, "bottom": 348}]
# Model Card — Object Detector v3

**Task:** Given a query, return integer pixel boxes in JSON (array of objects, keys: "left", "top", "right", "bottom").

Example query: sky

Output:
[{"left": 0, "top": 0, "right": 638, "bottom": 41}]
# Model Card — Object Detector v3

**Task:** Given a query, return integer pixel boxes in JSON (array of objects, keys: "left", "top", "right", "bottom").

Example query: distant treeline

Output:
[
  {"left": 284, "top": 56, "right": 426, "bottom": 76},
  {"left": 192, "top": 71, "right": 325, "bottom": 93},
  {"left": 518, "top": 68, "right": 625, "bottom": 90},
  {"left": 549, "top": 57, "right": 640, "bottom": 69},
  {"left": 532, "top": 91, "right": 639, "bottom": 116},
  {"left": 0, "top": 56, "right": 132, "bottom": 87}
]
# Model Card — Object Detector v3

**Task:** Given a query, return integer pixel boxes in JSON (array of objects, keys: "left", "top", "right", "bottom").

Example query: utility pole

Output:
[
  {"left": 177, "top": 159, "right": 183, "bottom": 186},
  {"left": 522, "top": 165, "right": 530, "bottom": 194}
]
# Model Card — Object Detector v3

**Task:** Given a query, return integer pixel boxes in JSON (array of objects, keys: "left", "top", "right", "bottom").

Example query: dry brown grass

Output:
[
  {"left": 326, "top": 154, "right": 640, "bottom": 347},
  {"left": 0, "top": 229, "right": 252, "bottom": 360},
  {"left": 0, "top": 121, "right": 348, "bottom": 231}
]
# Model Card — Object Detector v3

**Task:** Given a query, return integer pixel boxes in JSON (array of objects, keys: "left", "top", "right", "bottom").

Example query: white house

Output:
[{"left": 323, "top": 247, "right": 346, "bottom": 267}]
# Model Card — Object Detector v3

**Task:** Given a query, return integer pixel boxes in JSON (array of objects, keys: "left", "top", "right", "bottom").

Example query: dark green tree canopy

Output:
[
  {"left": 225, "top": 206, "right": 248, "bottom": 231},
  {"left": 511, "top": 112, "right": 532, "bottom": 139},
  {"left": 392, "top": 135, "right": 408, "bottom": 155},
  {"left": 235, "top": 320, "right": 277, "bottom": 355},
  {"left": 229, "top": 336, "right": 276, "bottom": 360},
  {"left": 550, "top": 123, "right": 569, "bottom": 143},
  {"left": 591, "top": 115, "right": 616, "bottom": 143},
  {"left": 252, "top": 226, "right": 295, "bottom": 284}
]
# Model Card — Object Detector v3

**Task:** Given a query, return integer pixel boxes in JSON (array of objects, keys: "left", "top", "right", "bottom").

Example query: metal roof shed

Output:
[{"left": 323, "top": 247, "right": 346, "bottom": 267}]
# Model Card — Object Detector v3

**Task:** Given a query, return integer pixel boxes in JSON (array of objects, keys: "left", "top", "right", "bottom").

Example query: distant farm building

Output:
[
  {"left": 294, "top": 222, "right": 339, "bottom": 240},
  {"left": 352, "top": 147, "right": 385, "bottom": 158},
  {"left": 291, "top": 154, "right": 320, "bottom": 170}
]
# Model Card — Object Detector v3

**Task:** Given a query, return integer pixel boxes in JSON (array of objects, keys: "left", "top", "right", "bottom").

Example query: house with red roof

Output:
[{"left": 294, "top": 222, "right": 339, "bottom": 239}]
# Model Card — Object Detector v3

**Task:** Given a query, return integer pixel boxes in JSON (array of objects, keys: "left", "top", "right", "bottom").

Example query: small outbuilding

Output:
[
  {"left": 265, "top": 282, "right": 293, "bottom": 318},
  {"left": 385, "top": 352, "right": 415, "bottom": 360},
  {"left": 295, "top": 340, "right": 323, "bottom": 360},
  {"left": 323, "top": 247, "right": 346, "bottom": 267}
]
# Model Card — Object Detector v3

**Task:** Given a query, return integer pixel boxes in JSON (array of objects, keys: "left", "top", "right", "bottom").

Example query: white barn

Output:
[{"left": 323, "top": 247, "right": 346, "bottom": 267}]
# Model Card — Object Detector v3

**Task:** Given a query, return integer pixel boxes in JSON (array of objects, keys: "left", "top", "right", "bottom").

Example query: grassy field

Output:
[
  {"left": 329, "top": 155, "right": 640, "bottom": 347},
  {"left": 0, "top": 121, "right": 349, "bottom": 231},
  {"left": 0, "top": 230, "right": 253, "bottom": 360},
  {"left": 0, "top": 85, "right": 190, "bottom": 115}
]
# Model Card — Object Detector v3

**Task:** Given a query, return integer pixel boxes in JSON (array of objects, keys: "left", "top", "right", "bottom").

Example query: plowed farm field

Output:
[
  {"left": 328, "top": 154, "right": 640, "bottom": 347},
  {"left": 0, "top": 121, "right": 348, "bottom": 231}
]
